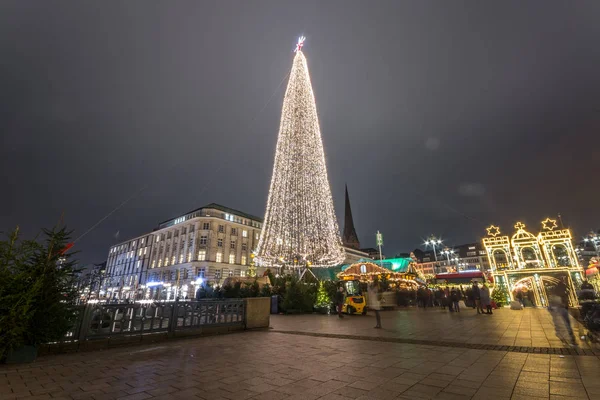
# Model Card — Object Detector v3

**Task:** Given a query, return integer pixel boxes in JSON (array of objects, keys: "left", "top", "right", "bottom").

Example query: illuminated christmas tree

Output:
[{"left": 256, "top": 37, "right": 345, "bottom": 268}]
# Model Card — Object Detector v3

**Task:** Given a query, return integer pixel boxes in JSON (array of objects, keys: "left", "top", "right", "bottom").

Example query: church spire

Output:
[{"left": 342, "top": 184, "right": 360, "bottom": 250}]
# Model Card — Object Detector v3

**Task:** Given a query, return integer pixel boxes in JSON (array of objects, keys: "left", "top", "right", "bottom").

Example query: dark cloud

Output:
[{"left": 1, "top": 1, "right": 600, "bottom": 262}]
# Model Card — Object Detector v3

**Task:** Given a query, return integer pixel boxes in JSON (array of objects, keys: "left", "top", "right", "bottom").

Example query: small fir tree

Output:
[{"left": 315, "top": 281, "right": 330, "bottom": 308}]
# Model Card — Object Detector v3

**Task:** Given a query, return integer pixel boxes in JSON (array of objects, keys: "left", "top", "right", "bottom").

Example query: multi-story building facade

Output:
[
  {"left": 104, "top": 203, "right": 263, "bottom": 301},
  {"left": 413, "top": 243, "right": 491, "bottom": 276},
  {"left": 105, "top": 233, "right": 154, "bottom": 300}
]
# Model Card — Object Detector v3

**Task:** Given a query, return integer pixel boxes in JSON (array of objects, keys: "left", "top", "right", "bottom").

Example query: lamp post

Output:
[{"left": 424, "top": 236, "right": 442, "bottom": 262}]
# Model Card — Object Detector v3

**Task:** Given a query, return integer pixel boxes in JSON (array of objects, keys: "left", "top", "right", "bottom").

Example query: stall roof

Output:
[{"left": 341, "top": 257, "right": 413, "bottom": 273}]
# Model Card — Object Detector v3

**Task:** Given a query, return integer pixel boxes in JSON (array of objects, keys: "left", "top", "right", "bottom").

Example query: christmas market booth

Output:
[
  {"left": 483, "top": 219, "right": 584, "bottom": 307},
  {"left": 433, "top": 270, "right": 491, "bottom": 286},
  {"left": 585, "top": 258, "right": 600, "bottom": 292},
  {"left": 337, "top": 258, "right": 424, "bottom": 289}
]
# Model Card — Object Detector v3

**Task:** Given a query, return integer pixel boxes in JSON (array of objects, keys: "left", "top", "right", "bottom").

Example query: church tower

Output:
[{"left": 342, "top": 185, "right": 360, "bottom": 250}]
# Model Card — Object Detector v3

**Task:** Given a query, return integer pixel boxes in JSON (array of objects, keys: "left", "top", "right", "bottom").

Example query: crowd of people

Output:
[{"left": 416, "top": 282, "right": 494, "bottom": 314}]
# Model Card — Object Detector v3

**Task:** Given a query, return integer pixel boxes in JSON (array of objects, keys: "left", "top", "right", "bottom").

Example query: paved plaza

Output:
[
  {"left": 271, "top": 307, "right": 600, "bottom": 352},
  {"left": 1, "top": 308, "right": 600, "bottom": 400}
]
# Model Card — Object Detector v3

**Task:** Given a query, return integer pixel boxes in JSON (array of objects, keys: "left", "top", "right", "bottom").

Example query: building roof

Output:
[{"left": 157, "top": 203, "right": 264, "bottom": 227}]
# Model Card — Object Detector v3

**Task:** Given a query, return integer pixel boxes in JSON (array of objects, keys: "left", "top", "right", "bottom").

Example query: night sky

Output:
[{"left": 2, "top": 1, "right": 600, "bottom": 264}]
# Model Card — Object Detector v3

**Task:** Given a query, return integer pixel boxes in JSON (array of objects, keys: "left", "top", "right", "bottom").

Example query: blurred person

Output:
[
  {"left": 335, "top": 286, "right": 345, "bottom": 319},
  {"left": 549, "top": 279, "right": 576, "bottom": 346},
  {"left": 450, "top": 287, "right": 460, "bottom": 312},
  {"left": 368, "top": 281, "right": 382, "bottom": 329},
  {"left": 472, "top": 282, "right": 483, "bottom": 314},
  {"left": 480, "top": 283, "right": 492, "bottom": 314}
]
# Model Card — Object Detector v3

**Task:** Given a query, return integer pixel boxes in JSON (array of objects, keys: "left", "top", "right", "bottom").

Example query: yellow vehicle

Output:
[{"left": 341, "top": 279, "right": 367, "bottom": 315}]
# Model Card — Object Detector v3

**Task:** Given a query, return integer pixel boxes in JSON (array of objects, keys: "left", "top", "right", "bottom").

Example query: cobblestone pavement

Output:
[
  {"left": 271, "top": 307, "right": 600, "bottom": 353},
  {"left": 1, "top": 308, "right": 600, "bottom": 400}
]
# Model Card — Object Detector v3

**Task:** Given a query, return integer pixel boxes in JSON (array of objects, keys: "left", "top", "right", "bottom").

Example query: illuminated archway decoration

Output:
[
  {"left": 483, "top": 226, "right": 514, "bottom": 272},
  {"left": 511, "top": 222, "right": 544, "bottom": 269},
  {"left": 482, "top": 218, "right": 583, "bottom": 307},
  {"left": 538, "top": 217, "right": 579, "bottom": 268}
]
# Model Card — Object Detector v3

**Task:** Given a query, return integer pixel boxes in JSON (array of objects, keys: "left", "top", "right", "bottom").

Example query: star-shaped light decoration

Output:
[
  {"left": 295, "top": 36, "right": 306, "bottom": 52},
  {"left": 486, "top": 225, "right": 501, "bottom": 237},
  {"left": 514, "top": 222, "right": 526, "bottom": 231},
  {"left": 541, "top": 218, "right": 558, "bottom": 231}
]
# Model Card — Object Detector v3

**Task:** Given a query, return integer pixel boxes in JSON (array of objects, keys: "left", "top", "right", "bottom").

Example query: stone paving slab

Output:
[{"left": 1, "top": 329, "right": 599, "bottom": 399}]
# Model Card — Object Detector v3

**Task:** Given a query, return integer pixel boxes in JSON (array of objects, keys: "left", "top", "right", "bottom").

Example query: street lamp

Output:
[{"left": 424, "top": 236, "right": 443, "bottom": 262}]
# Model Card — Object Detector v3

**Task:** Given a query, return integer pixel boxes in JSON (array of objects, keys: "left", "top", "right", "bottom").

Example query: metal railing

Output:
[{"left": 60, "top": 300, "right": 245, "bottom": 342}]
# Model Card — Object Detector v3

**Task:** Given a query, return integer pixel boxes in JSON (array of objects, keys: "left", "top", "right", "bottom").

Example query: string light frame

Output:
[
  {"left": 255, "top": 40, "right": 345, "bottom": 268},
  {"left": 537, "top": 219, "right": 579, "bottom": 269},
  {"left": 483, "top": 225, "right": 515, "bottom": 271},
  {"left": 511, "top": 222, "right": 545, "bottom": 269},
  {"left": 482, "top": 218, "right": 583, "bottom": 307}
]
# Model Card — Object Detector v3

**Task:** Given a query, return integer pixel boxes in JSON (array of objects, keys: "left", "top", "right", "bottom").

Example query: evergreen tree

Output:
[
  {"left": 315, "top": 281, "right": 330, "bottom": 308},
  {"left": 0, "top": 226, "right": 79, "bottom": 360}
]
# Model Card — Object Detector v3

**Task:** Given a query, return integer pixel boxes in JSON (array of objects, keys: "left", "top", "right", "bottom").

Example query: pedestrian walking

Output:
[
  {"left": 368, "top": 281, "right": 382, "bottom": 329},
  {"left": 472, "top": 282, "right": 484, "bottom": 314},
  {"left": 480, "top": 283, "right": 492, "bottom": 314},
  {"left": 451, "top": 288, "right": 460, "bottom": 312},
  {"left": 335, "top": 286, "right": 345, "bottom": 318},
  {"left": 548, "top": 279, "right": 576, "bottom": 346}
]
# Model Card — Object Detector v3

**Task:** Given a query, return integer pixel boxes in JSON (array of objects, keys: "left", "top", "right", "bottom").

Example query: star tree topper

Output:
[
  {"left": 486, "top": 225, "right": 501, "bottom": 237},
  {"left": 295, "top": 36, "right": 306, "bottom": 52},
  {"left": 542, "top": 218, "right": 558, "bottom": 231}
]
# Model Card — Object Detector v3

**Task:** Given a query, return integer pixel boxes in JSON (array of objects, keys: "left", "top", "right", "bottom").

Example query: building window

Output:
[
  {"left": 216, "top": 252, "right": 223, "bottom": 263},
  {"left": 138, "top": 248, "right": 142, "bottom": 256},
  {"left": 255, "top": 233, "right": 259, "bottom": 240},
  {"left": 158, "top": 259, "right": 163, "bottom": 267},
  {"left": 156, "top": 236, "right": 160, "bottom": 242},
  {"left": 203, "top": 222, "right": 210, "bottom": 230},
  {"left": 187, "top": 252, "right": 192, "bottom": 262},
  {"left": 144, "top": 248, "right": 147, "bottom": 255},
  {"left": 217, "top": 239, "right": 223, "bottom": 247},
  {"left": 171, "top": 256, "right": 176, "bottom": 265},
  {"left": 231, "top": 228, "right": 237, "bottom": 236},
  {"left": 218, "top": 225, "right": 225, "bottom": 233},
  {"left": 197, "top": 267, "right": 205, "bottom": 278},
  {"left": 229, "top": 269, "right": 234, "bottom": 277},
  {"left": 167, "top": 232, "right": 172, "bottom": 239},
  {"left": 151, "top": 260, "right": 156, "bottom": 268},
  {"left": 242, "top": 243, "right": 247, "bottom": 251},
  {"left": 182, "top": 228, "right": 187, "bottom": 235},
  {"left": 215, "top": 269, "right": 222, "bottom": 279},
  {"left": 198, "top": 250, "right": 206, "bottom": 261},
  {"left": 242, "top": 230, "right": 248, "bottom": 238},
  {"left": 467, "top": 251, "right": 477, "bottom": 256},
  {"left": 183, "top": 269, "right": 189, "bottom": 279},
  {"left": 240, "top": 270, "right": 246, "bottom": 277},
  {"left": 200, "top": 236, "right": 207, "bottom": 245},
  {"left": 241, "top": 255, "right": 247, "bottom": 265},
  {"left": 136, "top": 260, "right": 141, "bottom": 268},
  {"left": 179, "top": 254, "right": 184, "bottom": 264},
  {"left": 229, "top": 254, "right": 235, "bottom": 264},
  {"left": 230, "top": 240, "right": 236, "bottom": 249}
]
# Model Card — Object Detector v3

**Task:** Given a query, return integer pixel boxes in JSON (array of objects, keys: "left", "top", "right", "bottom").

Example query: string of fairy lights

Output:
[{"left": 255, "top": 39, "right": 345, "bottom": 268}]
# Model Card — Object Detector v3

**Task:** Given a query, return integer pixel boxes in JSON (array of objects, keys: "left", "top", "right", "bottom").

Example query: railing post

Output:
[{"left": 168, "top": 299, "right": 179, "bottom": 334}]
